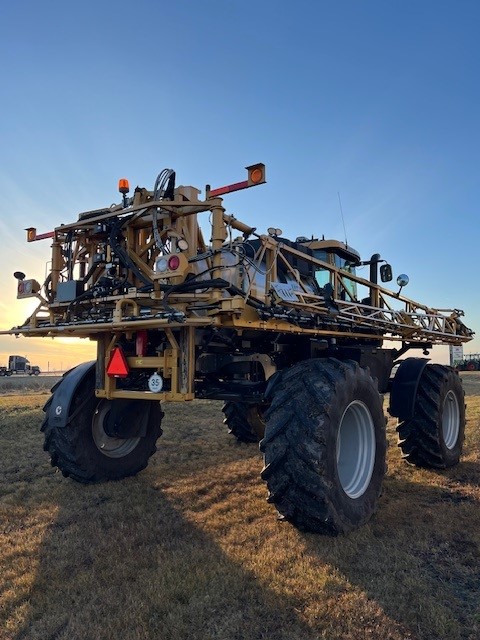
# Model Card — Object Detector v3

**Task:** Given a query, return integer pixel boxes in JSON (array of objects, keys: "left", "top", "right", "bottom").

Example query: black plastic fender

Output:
[
  {"left": 389, "top": 357, "right": 429, "bottom": 419},
  {"left": 47, "top": 361, "right": 96, "bottom": 429}
]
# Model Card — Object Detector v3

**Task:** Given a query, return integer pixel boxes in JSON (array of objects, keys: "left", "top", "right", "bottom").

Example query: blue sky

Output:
[{"left": 1, "top": 0, "right": 479, "bottom": 369}]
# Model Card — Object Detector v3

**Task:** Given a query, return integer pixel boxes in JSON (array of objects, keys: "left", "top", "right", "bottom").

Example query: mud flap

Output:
[
  {"left": 48, "top": 361, "right": 96, "bottom": 429},
  {"left": 389, "top": 357, "right": 429, "bottom": 419}
]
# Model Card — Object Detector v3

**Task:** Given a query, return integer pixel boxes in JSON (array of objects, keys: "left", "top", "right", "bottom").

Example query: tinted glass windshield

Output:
[
  {"left": 313, "top": 251, "right": 357, "bottom": 299},
  {"left": 313, "top": 250, "right": 330, "bottom": 288}
]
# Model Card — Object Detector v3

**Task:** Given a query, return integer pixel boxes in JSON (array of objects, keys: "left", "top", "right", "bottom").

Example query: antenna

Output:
[{"left": 337, "top": 192, "right": 348, "bottom": 246}]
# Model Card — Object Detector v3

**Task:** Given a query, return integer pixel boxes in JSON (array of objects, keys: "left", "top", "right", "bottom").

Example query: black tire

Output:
[
  {"left": 41, "top": 371, "right": 163, "bottom": 483},
  {"left": 397, "top": 364, "right": 465, "bottom": 469},
  {"left": 260, "top": 358, "right": 387, "bottom": 535},
  {"left": 222, "top": 401, "right": 266, "bottom": 443}
]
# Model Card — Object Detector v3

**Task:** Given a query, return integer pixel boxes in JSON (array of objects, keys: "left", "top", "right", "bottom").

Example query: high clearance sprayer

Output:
[{"left": 2, "top": 163, "right": 473, "bottom": 534}]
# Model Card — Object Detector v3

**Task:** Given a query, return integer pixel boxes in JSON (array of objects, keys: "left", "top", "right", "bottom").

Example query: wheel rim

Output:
[
  {"left": 247, "top": 404, "right": 267, "bottom": 438},
  {"left": 442, "top": 390, "right": 460, "bottom": 450},
  {"left": 336, "top": 400, "right": 376, "bottom": 499},
  {"left": 92, "top": 401, "right": 141, "bottom": 459}
]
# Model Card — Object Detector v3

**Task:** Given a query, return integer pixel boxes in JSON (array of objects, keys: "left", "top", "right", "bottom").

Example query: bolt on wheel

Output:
[
  {"left": 442, "top": 390, "right": 460, "bottom": 450},
  {"left": 92, "top": 400, "right": 141, "bottom": 459},
  {"left": 336, "top": 400, "right": 376, "bottom": 499}
]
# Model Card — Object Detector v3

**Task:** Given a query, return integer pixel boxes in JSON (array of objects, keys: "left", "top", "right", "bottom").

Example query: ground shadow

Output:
[
  {"left": 428, "top": 460, "right": 480, "bottom": 488},
  {"left": 2, "top": 398, "right": 309, "bottom": 640},
  {"left": 9, "top": 476, "right": 315, "bottom": 640},
  {"left": 3, "top": 397, "right": 479, "bottom": 640},
  {"left": 302, "top": 472, "right": 480, "bottom": 640}
]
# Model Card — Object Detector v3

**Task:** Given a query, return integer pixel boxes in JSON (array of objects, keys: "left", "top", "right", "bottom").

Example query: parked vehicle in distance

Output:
[
  {"left": 6, "top": 355, "right": 41, "bottom": 375},
  {"left": 455, "top": 354, "right": 480, "bottom": 371}
]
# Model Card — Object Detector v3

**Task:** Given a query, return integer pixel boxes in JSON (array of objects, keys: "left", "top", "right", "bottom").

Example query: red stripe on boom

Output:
[{"left": 208, "top": 180, "right": 249, "bottom": 197}]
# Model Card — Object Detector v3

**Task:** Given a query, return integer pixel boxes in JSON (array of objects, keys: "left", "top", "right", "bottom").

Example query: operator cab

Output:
[{"left": 299, "top": 238, "right": 360, "bottom": 301}]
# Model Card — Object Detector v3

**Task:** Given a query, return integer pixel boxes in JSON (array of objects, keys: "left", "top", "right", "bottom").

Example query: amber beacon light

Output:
[
  {"left": 118, "top": 178, "right": 130, "bottom": 194},
  {"left": 118, "top": 178, "right": 130, "bottom": 207}
]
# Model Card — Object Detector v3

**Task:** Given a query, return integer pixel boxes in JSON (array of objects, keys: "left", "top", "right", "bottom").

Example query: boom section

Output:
[{"left": 2, "top": 185, "right": 472, "bottom": 347}]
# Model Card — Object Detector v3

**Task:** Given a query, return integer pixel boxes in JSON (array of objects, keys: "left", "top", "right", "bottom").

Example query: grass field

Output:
[{"left": 1, "top": 375, "right": 479, "bottom": 640}]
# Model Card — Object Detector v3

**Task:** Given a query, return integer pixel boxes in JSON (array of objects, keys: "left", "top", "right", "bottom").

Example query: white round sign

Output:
[{"left": 148, "top": 373, "right": 163, "bottom": 393}]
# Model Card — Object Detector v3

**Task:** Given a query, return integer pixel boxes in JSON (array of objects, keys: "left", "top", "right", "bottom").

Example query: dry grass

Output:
[
  {"left": 0, "top": 376, "right": 62, "bottom": 396},
  {"left": 1, "top": 379, "right": 479, "bottom": 640}
]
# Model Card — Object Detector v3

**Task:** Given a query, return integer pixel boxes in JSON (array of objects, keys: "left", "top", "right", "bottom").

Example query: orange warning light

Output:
[
  {"left": 118, "top": 178, "right": 130, "bottom": 194},
  {"left": 208, "top": 163, "right": 267, "bottom": 198},
  {"left": 106, "top": 346, "right": 130, "bottom": 378},
  {"left": 247, "top": 163, "right": 266, "bottom": 187},
  {"left": 25, "top": 227, "right": 55, "bottom": 242}
]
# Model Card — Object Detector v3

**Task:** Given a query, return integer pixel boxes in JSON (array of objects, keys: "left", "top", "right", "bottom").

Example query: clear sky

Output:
[{"left": 1, "top": 0, "right": 479, "bottom": 370}]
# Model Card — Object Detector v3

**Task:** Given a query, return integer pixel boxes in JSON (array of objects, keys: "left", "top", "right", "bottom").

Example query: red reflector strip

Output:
[
  {"left": 136, "top": 330, "right": 148, "bottom": 357},
  {"left": 107, "top": 347, "right": 130, "bottom": 378},
  {"left": 208, "top": 179, "right": 249, "bottom": 198},
  {"left": 35, "top": 231, "right": 55, "bottom": 240}
]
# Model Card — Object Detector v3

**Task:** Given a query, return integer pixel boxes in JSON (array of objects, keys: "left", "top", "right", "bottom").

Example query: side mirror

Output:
[
  {"left": 380, "top": 264, "right": 392, "bottom": 282},
  {"left": 396, "top": 274, "right": 409, "bottom": 295}
]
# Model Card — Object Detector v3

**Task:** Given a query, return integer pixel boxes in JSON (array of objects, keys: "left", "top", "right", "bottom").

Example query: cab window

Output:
[
  {"left": 335, "top": 256, "right": 357, "bottom": 300},
  {"left": 313, "top": 250, "right": 330, "bottom": 289}
]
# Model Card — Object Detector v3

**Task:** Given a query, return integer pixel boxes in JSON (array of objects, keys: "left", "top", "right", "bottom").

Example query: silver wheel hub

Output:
[
  {"left": 92, "top": 401, "right": 140, "bottom": 459},
  {"left": 442, "top": 390, "right": 460, "bottom": 450},
  {"left": 336, "top": 400, "right": 376, "bottom": 499}
]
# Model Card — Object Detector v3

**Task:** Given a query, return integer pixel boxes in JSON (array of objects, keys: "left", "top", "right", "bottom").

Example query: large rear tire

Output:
[
  {"left": 260, "top": 359, "right": 387, "bottom": 535},
  {"left": 397, "top": 364, "right": 465, "bottom": 468},
  {"left": 42, "top": 371, "right": 163, "bottom": 483},
  {"left": 222, "top": 401, "right": 266, "bottom": 443}
]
